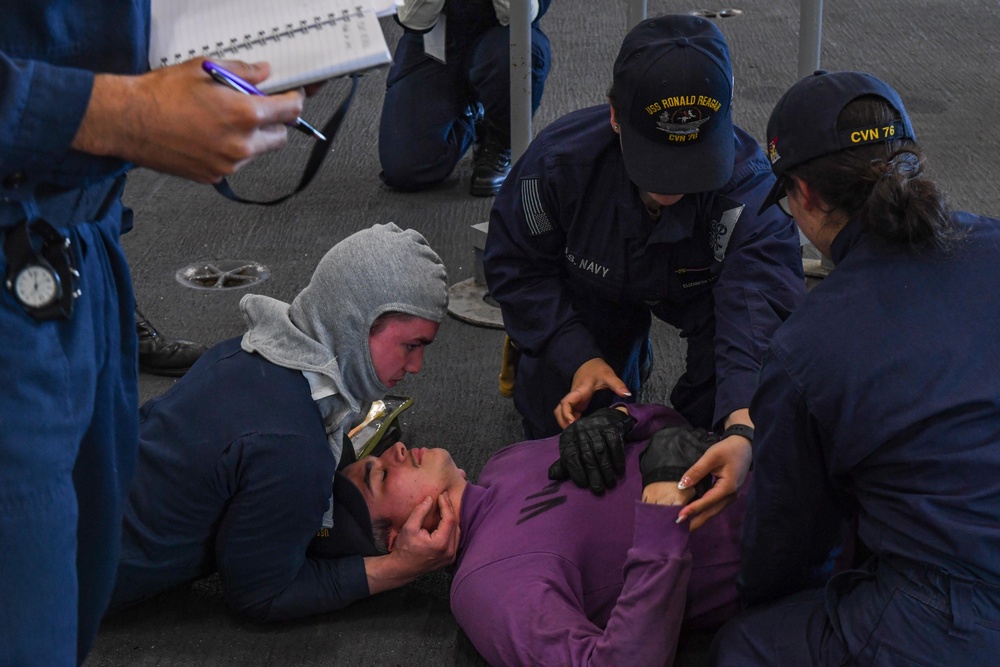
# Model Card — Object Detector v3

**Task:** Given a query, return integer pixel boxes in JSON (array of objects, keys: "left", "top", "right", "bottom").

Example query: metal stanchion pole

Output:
[
  {"left": 795, "top": 0, "right": 835, "bottom": 281},
  {"left": 449, "top": 0, "right": 535, "bottom": 328},
  {"left": 797, "top": 0, "right": 824, "bottom": 78},
  {"left": 509, "top": 0, "right": 533, "bottom": 163},
  {"left": 627, "top": 0, "right": 647, "bottom": 30}
]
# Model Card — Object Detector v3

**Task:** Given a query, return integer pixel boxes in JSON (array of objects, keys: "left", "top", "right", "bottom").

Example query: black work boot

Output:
[
  {"left": 470, "top": 121, "right": 512, "bottom": 197},
  {"left": 135, "top": 308, "right": 209, "bottom": 377}
]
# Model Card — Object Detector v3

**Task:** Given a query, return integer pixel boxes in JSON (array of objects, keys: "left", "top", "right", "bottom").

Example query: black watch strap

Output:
[
  {"left": 4, "top": 218, "right": 79, "bottom": 320},
  {"left": 721, "top": 424, "right": 754, "bottom": 443}
]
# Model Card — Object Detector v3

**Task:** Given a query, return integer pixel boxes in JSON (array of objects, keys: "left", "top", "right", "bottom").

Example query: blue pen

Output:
[{"left": 202, "top": 61, "right": 327, "bottom": 141}]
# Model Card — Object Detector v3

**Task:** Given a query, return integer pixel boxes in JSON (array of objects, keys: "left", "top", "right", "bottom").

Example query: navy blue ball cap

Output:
[
  {"left": 613, "top": 14, "right": 735, "bottom": 195},
  {"left": 758, "top": 70, "right": 916, "bottom": 214}
]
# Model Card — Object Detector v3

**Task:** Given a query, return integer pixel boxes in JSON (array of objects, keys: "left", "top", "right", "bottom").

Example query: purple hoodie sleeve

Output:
[{"left": 450, "top": 502, "right": 693, "bottom": 667}]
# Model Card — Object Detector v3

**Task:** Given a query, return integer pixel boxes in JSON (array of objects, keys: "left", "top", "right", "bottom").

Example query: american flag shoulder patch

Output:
[{"left": 520, "top": 177, "right": 553, "bottom": 236}]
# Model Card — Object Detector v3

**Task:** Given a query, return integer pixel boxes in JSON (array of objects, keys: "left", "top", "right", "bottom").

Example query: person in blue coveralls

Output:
[
  {"left": 0, "top": 4, "right": 314, "bottom": 665},
  {"left": 708, "top": 70, "right": 1000, "bottom": 666},
  {"left": 107, "top": 223, "right": 460, "bottom": 623},
  {"left": 378, "top": 0, "right": 552, "bottom": 196},
  {"left": 483, "top": 14, "right": 805, "bottom": 511}
]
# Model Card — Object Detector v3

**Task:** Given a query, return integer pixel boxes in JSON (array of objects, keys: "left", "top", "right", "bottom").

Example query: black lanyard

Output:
[{"left": 213, "top": 74, "right": 359, "bottom": 206}]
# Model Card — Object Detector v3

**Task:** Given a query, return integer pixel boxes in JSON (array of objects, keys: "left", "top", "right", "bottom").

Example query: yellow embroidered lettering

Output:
[
  {"left": 664, "top": 95, "right": 699, "bottom": 108},
  {"left": 696, "top": 96, "right": 721, "bottom": 111},
  {"left": 851, "top": 128, "right": 882, "bottom": 143}
]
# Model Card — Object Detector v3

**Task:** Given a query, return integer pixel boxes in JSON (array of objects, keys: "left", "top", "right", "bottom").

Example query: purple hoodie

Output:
[{"left": 451, "top": 403, "right": 746, "bottom": 666}]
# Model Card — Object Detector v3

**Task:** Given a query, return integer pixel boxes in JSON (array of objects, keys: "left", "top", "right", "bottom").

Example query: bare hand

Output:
[
  {"left": 388, "top": 492, "right": 460, "bottom": 577},
  {"left": 72, "top": 59, "right": 305, "bottom": 183},
  {"left": 554, "top": 358, "right": 632, "bottom": 429},
  {"left": 675, "top": 436, "right": 752, "bottom": 530},
  {"left": 642, "top": 481, "right": 695, "bottom": 506}
]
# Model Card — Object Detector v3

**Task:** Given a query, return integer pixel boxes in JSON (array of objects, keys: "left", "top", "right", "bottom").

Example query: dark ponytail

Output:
[{"left": 790, "top": 96, "right": 958, "bottom": 250}]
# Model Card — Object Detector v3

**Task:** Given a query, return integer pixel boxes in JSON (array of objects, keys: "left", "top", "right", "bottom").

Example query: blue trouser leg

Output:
[
  {"left": 73, "top": 214, "right": 138, "bottom": 661},
  {"left": 709, "top": 588, "right": 847, "bottom": 666},
  {"left": 378, "top": 22, "right": 551, "bottom": 191},
  {"left": 514, "top": 318, "right": 647, "bottom": 440},
  {"left": 652, "top": 292, "right": 718, "bottom": 430},
  {"left": 0, "top": 207, "right": 138, "bottom": 666},
  {"left": 468, "top": 23, "right": 551, "bottom": 134},
  {"left": 378, "top": 30, "right": 477, "bottom": 190},
  {"left": 710, "top": 559, "right": 1000, "bottom": 666},
  {"left": 512, "top": 293, "right": 720, "bottom": 439}
]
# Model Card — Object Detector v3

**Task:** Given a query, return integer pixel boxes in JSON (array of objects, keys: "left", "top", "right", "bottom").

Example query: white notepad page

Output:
[{"left": 149, "top": 0, "right": 392, "bottom": 93}]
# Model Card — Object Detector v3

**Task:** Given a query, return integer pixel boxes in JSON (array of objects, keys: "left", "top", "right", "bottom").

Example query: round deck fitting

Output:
[
  {"left": 447, "top": 278, "right": 504, "bottom": 329},
  {"left": 175, "top": 260, "right": 271, "bottom": 290}
]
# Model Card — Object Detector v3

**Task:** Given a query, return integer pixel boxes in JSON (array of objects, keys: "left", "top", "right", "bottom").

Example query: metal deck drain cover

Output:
[
  {"left": 175, "top": 260, "right": 271, "bottom": 290},
  {"left": 690, "top": 8, "right": 743, "bottom": 18},
  {"left": 447, "top": 278, "right": 504, "bottom": 329}
]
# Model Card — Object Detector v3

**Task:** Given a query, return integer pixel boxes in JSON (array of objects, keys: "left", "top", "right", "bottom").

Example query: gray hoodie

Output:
[{"left": 239, "top": 223, "right": 448, "bottom": 524}]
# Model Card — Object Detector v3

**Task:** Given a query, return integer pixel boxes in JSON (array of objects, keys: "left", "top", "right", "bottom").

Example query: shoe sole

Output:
[
  {"left": 469, "top": 184, "right": 500, "bottom": 197},
  {"left": 139, "top": 365, "right": 191, "bottom": 378}
]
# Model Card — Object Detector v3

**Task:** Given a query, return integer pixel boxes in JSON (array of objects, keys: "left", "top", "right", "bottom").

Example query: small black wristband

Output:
[{"left": 721, "top": 424, "right": 754, "bottom": 444}]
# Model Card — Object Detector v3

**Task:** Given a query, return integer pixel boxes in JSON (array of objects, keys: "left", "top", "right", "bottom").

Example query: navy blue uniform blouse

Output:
[
  {"left": 113, "top": 338, "right": 369, "bottom": 622},
  {"left": 741, "top": 213, "right": 1000, "bottom": 605},
  {"left": 0, "top": 0, "right": 147, "bottom": 193},
  {"left": 484, "top": 104, "right": 806, "bottom": 427}
]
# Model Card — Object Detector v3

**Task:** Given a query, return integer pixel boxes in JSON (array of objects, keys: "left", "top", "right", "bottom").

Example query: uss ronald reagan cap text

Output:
[
  {"left": 758, "top": 70, "right": 916, "bottom": 213},
  {"left": 612, "top": 14, "right": 735, "bottom": 194}
]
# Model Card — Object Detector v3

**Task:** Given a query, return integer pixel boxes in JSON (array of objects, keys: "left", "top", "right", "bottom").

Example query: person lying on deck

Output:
[{"left": 341, "top": 403, "right": 748, "bottom": 666}]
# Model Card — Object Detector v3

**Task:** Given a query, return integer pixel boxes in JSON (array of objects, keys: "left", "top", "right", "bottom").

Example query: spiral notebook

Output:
[{"left": 149, "top": 0, "right": 395, "bottom": 93}]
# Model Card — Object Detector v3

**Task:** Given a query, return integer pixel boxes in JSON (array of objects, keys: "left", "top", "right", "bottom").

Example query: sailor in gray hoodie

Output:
[{"left": 108, "top": 223, "right": 459, "bottom": 622}]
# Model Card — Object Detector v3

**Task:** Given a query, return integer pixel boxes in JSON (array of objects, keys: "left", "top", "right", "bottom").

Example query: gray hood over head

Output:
[{"left": 239, "top": 222, "right": 449, "bottom": 418}]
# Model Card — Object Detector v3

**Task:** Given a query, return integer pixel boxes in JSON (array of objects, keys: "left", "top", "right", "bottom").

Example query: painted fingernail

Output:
[
  {"left": 676, "top": 514, "right": 688, "bottom": 524},
  {"left": 678, "top": 477, "right": 691, "bottom": 490}
]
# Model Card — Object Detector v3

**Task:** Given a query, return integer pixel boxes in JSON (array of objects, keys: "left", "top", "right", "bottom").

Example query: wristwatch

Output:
[
  {"left": 9, "top": 263, "right": 62, "bottom": 309},
  {"left": 720, "top": 424, "right": 754, "bottom": 444}
]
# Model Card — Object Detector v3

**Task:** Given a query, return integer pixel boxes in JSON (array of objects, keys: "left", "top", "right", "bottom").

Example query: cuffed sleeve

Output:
[
  {"left": 739, "top": 354, "right": 846, "bottom": 606},
  {"left": 0, "top": 54, "right": 93, "bottom": 181}
]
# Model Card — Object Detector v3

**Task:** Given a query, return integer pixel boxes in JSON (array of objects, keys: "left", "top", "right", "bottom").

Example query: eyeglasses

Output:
[
  {"left": 775, "top": 176, "right": 793, "bottom": 217},
  {"left": 777, "top": 195, "right": 793, "bottom": 217}
]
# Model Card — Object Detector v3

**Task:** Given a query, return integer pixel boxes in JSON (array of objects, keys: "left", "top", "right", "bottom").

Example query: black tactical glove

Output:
[
  {"left": 639, "top": 425, "right": 720, "bottom": 497},
  {"left": 547, "top": 407, "right": 636, "bottom": 495}
]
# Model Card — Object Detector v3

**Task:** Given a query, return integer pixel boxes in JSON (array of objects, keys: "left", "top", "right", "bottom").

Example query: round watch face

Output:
[{"left": 14, "top": 264, "right": 60, "bottom": 308}]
